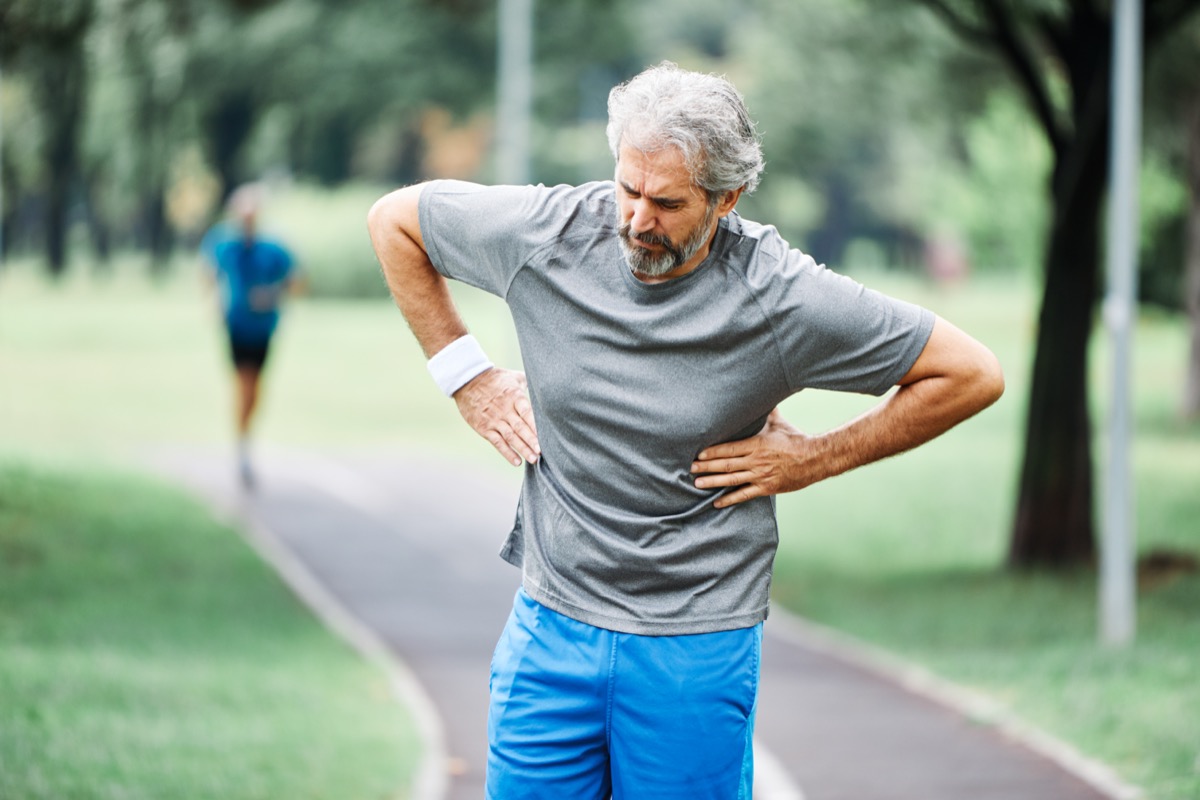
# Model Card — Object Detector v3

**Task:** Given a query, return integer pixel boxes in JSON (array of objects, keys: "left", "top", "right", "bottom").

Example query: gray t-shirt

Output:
[{"left": 419, "top": 179, "right": 934, "bottom": 635}]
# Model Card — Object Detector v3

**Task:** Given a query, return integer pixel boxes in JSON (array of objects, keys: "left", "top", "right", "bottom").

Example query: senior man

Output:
[{"left": 368, "top": 62, "right": 1003, "bottom": 800}]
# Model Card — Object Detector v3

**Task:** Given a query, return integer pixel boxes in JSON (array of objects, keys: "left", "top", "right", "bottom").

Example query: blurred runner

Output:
[{"left": 201, "top": 183, "right": 299, "bottom": 489}]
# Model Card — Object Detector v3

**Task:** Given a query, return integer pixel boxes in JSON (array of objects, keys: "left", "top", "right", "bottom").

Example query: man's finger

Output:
[
  {"left": 695, "top": 440, "right": 752, "bottom": 461},
  {"left": 694, "top": 470, "right": 755, "bottom": 489},
  {"left": 691, "top": 456, "right": 746, "bottom": 475},
  {"left": 713, "top": 484, "right": 764, "bottom": 509},
  {"left": 486, "top": 428, "right": 525, "bottom": 467},
  {"left": 509, "top": 411, "right": 540, "bottom": 458},
  {"left": 514, "top": 395, "right": 538, "bottom": 433},
  {"left": 488, "top": 416, "right": 539, "bottom": 465},
  {"left": 507, "top": 422, "right": 540, "bottom": 463}
]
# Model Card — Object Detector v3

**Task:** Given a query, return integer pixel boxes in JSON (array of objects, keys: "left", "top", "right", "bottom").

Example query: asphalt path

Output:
[{"left": 150, "top": 445, "right": 1135, "bottom": 800}]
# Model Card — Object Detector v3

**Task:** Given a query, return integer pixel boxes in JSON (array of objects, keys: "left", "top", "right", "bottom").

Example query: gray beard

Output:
[{"left": 617, "top": 203, "right": 716, "bottom": 278}]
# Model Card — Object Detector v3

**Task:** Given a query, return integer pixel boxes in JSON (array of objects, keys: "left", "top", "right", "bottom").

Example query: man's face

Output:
[
  {"left": 614, "top": 142, "right": 722, "bottom": 282},
  {"left": 236, "top": 206, "right": 258, "bottom": 239}
]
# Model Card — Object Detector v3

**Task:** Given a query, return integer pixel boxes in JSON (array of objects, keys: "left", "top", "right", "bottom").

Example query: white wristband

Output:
[{"left": 427, "top": 335, "right": 494, "bottom": 397}]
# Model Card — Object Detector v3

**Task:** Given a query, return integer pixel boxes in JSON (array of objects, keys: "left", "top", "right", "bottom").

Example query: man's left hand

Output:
[{"left": 691, "top": 409, "right": 814, "bottom": 508}]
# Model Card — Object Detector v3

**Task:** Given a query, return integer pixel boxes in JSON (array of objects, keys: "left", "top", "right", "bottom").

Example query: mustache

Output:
[{"left": 617, "top": 222, "right": 684, "bottom": 262}]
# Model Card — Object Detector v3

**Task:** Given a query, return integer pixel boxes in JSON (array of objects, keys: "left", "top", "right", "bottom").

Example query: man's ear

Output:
[{"left": 716, "top": 187, "right": 744, "bottom": 218}]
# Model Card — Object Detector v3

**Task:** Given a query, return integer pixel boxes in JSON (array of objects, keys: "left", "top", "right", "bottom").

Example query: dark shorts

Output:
[{"left": 227, "top": 332, "right": 272, "bottom": 370}]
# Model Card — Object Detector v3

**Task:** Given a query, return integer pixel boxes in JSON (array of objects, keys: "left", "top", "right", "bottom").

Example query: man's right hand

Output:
[
  {"left": 453, "top": 368, "right": 540, "bottom": 466},
  {"left": 368, "top": 185, "right": 540, "bottom": 466}
]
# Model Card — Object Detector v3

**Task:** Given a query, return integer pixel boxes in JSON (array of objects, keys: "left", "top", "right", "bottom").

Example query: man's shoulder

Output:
[
  {"left": 255, "top": 237, "right": 291, "bottom": 257},
  {"left": 201, "top": 223, "right": 236, "bottom": 257},
  {"left": 424, "top": 178, "right": 614, "bottom": 244},
  {"left": 719, "top": 212, "right": 815, "bottom": 280},
  {"left": 425, "top": 178, "right": 612, "bottom": 209}
]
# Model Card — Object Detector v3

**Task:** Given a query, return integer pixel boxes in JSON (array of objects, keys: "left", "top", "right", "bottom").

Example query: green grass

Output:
[
  {"left": 0, "top": 461, "right": 417, "bottom": 800},
  {"left": 0, "top": 257, "right": 506, "bottom": 463},
  {"left": 2, "top": 258, "right": 1198, "bottom": 798}
]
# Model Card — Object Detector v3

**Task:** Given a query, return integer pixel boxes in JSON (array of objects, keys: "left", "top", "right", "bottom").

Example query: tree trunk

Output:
[
  {"left": 82, "top": 168, "right": 112, "bottom": 266},
  {"left": 1183, "top": 93, "right": 1200, "bottom": 419},
  {"left": 311, "top": 115, "right": 354, "bottom": 186},
  {"left": 144, "top": 182, "right": 174, "bottom": 275},
  {"left": 38, "top": 38, "right": 87, "bottom": 277},
  {"left": 1009, "top": 74, "right": 1111, "bottom": 567},
  {"left": 808, "top": 173, "right": 853, "bottom": 267},
  {"left": 205, "top": 91, "right": 257, "bottom": 203},
  {"left": 0, "top": 154, "right": 15, "bottom": 262}
]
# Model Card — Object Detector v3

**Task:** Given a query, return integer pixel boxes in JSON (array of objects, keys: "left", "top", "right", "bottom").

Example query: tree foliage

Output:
[
  {"left": 1, "top": 0, "right": 505, "bottom": 267},
  {"left": 1, "top": 0, "right": 95, "bottom": 272},
  {"left": 908, "top": 0, "right": 1200, "bottom": 567},
  {"left": 2, "top": 0, "right": 1193, "bottom": 286}
]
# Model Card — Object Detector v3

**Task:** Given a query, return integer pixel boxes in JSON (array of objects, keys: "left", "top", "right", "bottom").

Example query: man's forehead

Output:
[{"left": 615, "top": 143, "right": 702, "bottom": 199}]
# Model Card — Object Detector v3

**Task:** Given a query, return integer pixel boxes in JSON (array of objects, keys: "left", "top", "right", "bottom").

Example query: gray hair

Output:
[
  {"left": 606, "top": 62, "right": 764, "bottom": 199},
  {"left": 226, "top": 182, "right": 265, "bottom": 216}
]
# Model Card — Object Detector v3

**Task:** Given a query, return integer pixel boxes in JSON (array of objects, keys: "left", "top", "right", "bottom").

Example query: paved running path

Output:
[{"left": 150, "top": 445, "right": 1132, "bottom": 800}]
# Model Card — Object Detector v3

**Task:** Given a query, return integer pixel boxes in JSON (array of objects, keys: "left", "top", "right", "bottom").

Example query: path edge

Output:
[
  {"left": 765, "top": 606, "right": 1143, "bottom": 800},
  {"left": 210, "top": 499, "right": 450, "bottom": 800}
]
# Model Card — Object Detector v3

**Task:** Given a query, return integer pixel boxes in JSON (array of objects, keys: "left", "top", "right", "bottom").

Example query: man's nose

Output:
[{"left": 628, "top": 200, "right": 656, "bottom": 235}]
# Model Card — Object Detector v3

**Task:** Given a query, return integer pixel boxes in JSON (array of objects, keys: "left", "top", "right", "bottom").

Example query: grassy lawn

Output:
[
  {"left": 2, "top": 258, "right": 1198, "bottom": 798},
  {"left": 0, "top": 262, "right": 425, "bottom": 799},
  {"left": 0, "top": 461, "right": 417, "bottom": 800}
]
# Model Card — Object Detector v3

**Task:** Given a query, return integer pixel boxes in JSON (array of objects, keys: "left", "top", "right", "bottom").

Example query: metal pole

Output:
[
  {"left": 496, "top": 0, "right": 533, "bottom": 185},
  {"left": 1101, "top": 0, "right": 1142, "bottom": 647}
]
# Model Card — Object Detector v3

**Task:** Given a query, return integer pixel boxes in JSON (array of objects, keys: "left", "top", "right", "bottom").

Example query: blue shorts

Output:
[{"left": 487, "top": 588, "right": 762, "bottom": 800}]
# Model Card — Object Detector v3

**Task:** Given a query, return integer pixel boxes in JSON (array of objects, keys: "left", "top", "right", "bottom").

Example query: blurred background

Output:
[
  {"left": 0, "top": 0, "right": 1191, "bottom": 294},
  {"left": 1, "top": 1, "right": 1198, "bottom": 799}
]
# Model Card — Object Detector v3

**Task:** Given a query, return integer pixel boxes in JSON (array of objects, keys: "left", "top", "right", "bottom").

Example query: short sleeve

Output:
[
  {"left": 275, "top": 243, "right": 294, "bottom": 278},
  {"left": 418, "top": 180, "right": 562, "bottom": 298},
  {"left": 199, "top": 224, "right": 231, "bottom": 267},
  {"left": 752, "top": 244, "right": 934, "bottom": 396}
]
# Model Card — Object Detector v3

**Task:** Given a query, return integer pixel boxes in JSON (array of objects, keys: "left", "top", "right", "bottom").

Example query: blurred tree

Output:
[
  {"left": 1139, "top": 15, "right": 1199, "bottom": 310},
  {"left": 529, "top": 0, "right": 641, "bottom": 184},
  {"left": 640, "top": 0, "right": 1007, "bottom": 266},
  {"left": 1141, "top": 16, "right": 1200, "bottom": 416},
  {"left": 181, "top": 0, "right": 501, "bottom": 193},
  {"left": 276, "top": 0, "right": 495, "bottom": 185},
  {"left": 0, "top": 0, "right": 95, "bottom": 275},
  {"left": 108, "top": 0, "right": 196, "bottom": 270},
  {"left": 1185, "top": 92, "right": 1200, "bottom": 418},
  {"left": 185, "top": 0, "right": 299, "bottom": 203},
  {"left": 913, "top": 0, "right": 1200, "bottom": 568}
]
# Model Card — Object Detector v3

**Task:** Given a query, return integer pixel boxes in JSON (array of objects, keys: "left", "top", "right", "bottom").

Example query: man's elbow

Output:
[
  {"left": 367, "top": 184, "right": 424, "bottom": 243},
  {"left": 969, "top": 347, "right": 1005, "bottom": 411},
  {"left": 366, "top": 190, "right": 403, "bottom": 239}
]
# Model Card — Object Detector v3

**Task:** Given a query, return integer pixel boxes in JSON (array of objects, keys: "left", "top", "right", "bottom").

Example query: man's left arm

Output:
[
  {"left": 691, "top": 316, "right": 1004, "bottom": 508},
  {"left": 285, "top": 251, "right": 307, "bottom": 297}
]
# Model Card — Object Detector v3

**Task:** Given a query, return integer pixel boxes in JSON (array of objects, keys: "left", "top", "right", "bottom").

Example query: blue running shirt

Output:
[{"left": 203, "top": 223, "right": 294, "bottom": 343}]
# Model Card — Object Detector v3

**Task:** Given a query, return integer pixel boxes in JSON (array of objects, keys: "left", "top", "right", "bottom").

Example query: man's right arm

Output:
[
  {"left": 367, "top": 184, "right": 540, "bottom": 466},
  {"left": 368, "top": 184, "right": 470, "bottom": 357}
]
